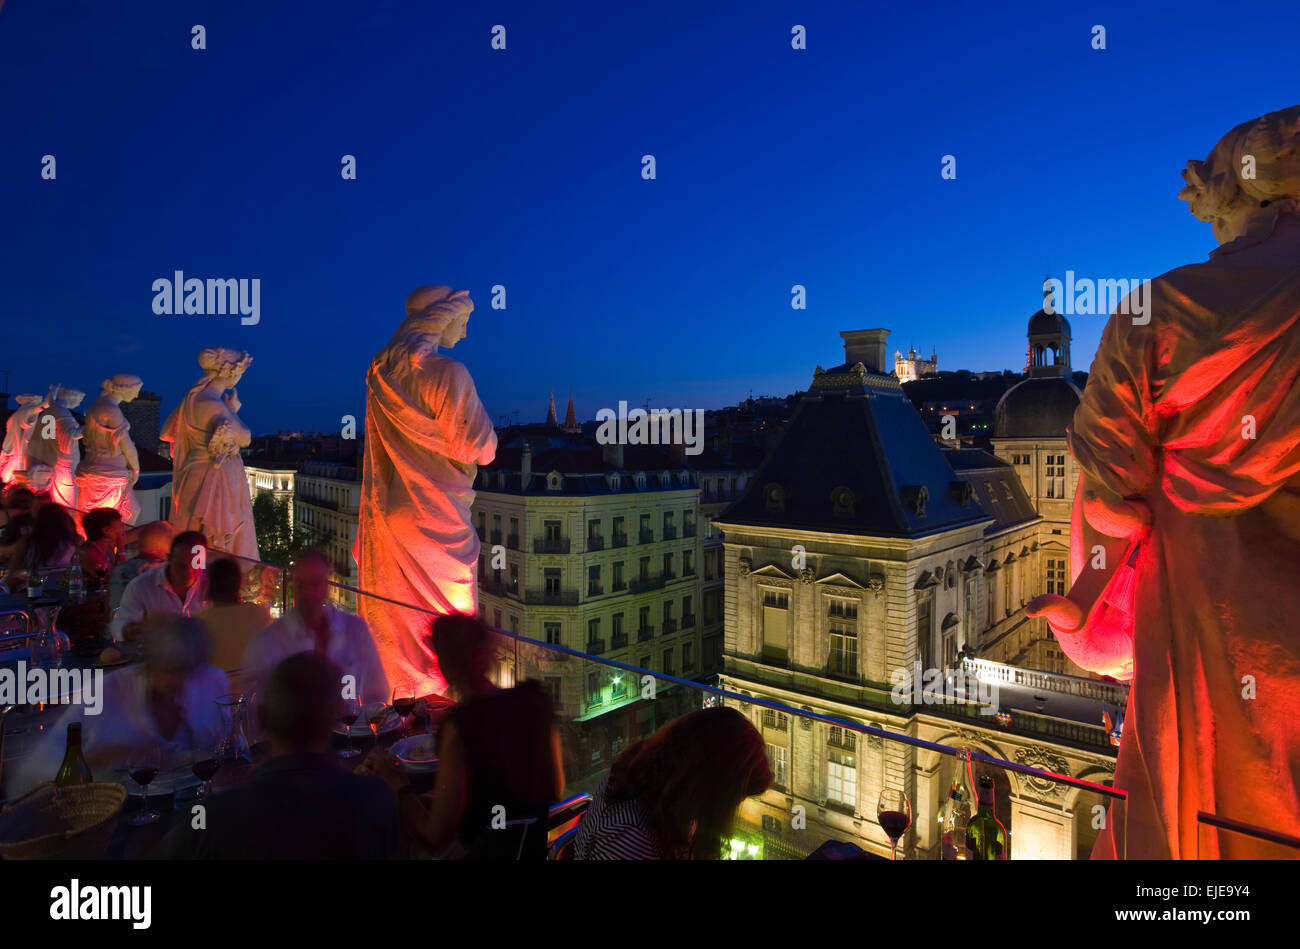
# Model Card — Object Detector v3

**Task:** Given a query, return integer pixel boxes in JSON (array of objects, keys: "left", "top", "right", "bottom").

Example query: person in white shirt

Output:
[
  {"left": 6, "top": 616, "right": 230, "bottom": 798},
  {"left": 241, "top": 547, "right": 389, "bottom": 706},
  {"left": 110, "top": 530, "right": 209, "bottom": 642}
]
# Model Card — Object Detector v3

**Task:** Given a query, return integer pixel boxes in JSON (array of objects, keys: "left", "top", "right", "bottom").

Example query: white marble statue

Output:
[
  {"left": 354, "top": 286, "right": 497, "bottom": 694},
  {"left": 161, "top": 349, "right": 258, "bottom": 560},
  {"left": 26, "top": 386, "right": 85, "bottom": 508},
  {"left": 76, "top": 374, "right": 144, "bottom": 523},
  {"left": 0, "top": 394, "right": 46, "bottom": 484}
]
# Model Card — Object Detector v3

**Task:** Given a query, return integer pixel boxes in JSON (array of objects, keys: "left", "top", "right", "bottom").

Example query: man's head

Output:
[
  {"left": 259, "top": 651, "right": 344, "bottom": 755},
  {"left": 144, "top": 616, "right": 211, "bottom": 695},
  {"left": 290, "top": 547, "right": 333, "bottom": 613},
  {"left": 168, "top": 530, "right": 208, "bottom": 587},
  {"left": 207, "top": 557, "right": 244, "bottom": 605},
  {"left": 135, "top": 520, "right": 177, "bottom": 561}
]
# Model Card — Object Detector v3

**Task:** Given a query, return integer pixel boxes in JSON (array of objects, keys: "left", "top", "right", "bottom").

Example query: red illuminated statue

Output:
[
  {"left": 1030, "top": 104, "right": 1300, "bottom": 859},
  {"left": 354, "top": 286, "right": 497, "bottom": 696}
]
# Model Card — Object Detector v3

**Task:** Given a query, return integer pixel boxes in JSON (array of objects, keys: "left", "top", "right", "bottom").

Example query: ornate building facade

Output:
[{"left": 716, "top": 328, "right": 1120, "bottom": 860}]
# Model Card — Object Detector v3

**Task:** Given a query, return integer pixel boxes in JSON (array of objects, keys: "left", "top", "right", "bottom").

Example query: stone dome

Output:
[
  {"left": 1027, "top": 308, "right": 1071, "bottom": 339},
  {"left": 993, "top": 376, "right": 1082, "bottom": 438}
]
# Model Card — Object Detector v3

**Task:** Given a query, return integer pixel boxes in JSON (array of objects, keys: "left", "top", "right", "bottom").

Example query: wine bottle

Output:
[
  {"left": 942, "top": 747, "right": 974, "bottom": 859},
  {"left": 67, "top": 561, "right": 85, "bottom": 603},
  {"left": 965, "top": 774, "right": 1008, "bottom": 860},
  {"left": 54, "top": 722, "right": 94, "bottom": 787}
]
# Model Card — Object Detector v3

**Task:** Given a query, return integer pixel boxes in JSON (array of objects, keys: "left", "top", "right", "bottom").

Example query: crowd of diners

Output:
[{"left": 0, "top": 485, "right": 773, "bottom": 859}]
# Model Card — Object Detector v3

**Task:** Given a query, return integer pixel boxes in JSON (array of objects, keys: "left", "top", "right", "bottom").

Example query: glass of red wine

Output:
[
  {"left": 392, "top": 685, "right": 417, "bottom": 737},
  {"left": 339, "top": 696, "right": 362, "bottom": 759},
  {"left": 191, "top": 748, "right": 221, "bottom": 799},
  {"left": 877, "top": 788, "right": 912, "bottom": 860},
  {"left": 127, "top": 747, "right": 162, "bottom": 826}
]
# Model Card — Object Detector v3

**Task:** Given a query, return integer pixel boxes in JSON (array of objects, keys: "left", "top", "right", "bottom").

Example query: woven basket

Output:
[{"left": 0, "top": 782, "right": 127, "bottom": 860}]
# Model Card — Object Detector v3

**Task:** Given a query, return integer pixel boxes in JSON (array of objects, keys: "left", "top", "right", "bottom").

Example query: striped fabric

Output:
[{"left": 572, "top": 775, "right": 666, "bottom": 860}]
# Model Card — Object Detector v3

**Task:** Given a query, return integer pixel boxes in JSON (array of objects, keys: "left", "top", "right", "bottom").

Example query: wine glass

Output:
[
  {"left": 877, "top": 788, "right": 912, "bottom": 860},
  {"left": 392, "top": 684, "right": 417, "bottom": 737},
  {"left": 364, "top": 698, "right": 390, "bottom": 746},
  {"left": 190, "top": 745, "right": 221, "bottom": 799},
  {"left": 339, "top": 696, "right": 362, "bottom": 759},
  {"left": 127, "top": 747, "right": 162, "bottom": 826}
]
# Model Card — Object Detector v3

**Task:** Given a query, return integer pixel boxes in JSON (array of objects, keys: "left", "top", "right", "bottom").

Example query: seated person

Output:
[
  {"left": 110, "top": 530, "right": 208, "bottom": 642},
  {"left": 198, "top": 557, "right": 271, "bottom": 686},
  {"left": 4, "top": 616, "right": 229, "bottom": 797},
  {"left": 0, "top": 487, "right": 37, "bottom": 567},
  {"left": 108, "top": 520, "right": 175, "bottom": 614},
  {"left": 573, "top": 707, "right": 771, "bottom": 860},
  {"left": 364, "top": 613, "right": 565, "bottom": 859},
  {"left": 168, "top": 651, "right": 400, "bottom": 859},
  {"left": 241, "top": 547, "right": 387, "bottom": 704},
  {"left": 18, "top": 502, "right": 80, "bottom": 583},
  {"left": 78, "top": 506, "right": 131, "bottom": 588}
]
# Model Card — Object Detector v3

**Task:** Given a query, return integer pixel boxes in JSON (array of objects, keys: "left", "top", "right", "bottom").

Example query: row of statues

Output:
[
  {"left": 0, "top": 352, "right": 258, "bottom": 562},
  {"left": 0, "top": 376, "right": 143, "bottom": 519}
]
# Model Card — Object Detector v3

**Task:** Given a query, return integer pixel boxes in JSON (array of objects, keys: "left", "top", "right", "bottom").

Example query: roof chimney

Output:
[{"left": 840, "top": 329, "right": 891, "bottom": 374}]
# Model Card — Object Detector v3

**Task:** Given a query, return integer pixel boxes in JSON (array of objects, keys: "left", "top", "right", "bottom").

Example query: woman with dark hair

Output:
[
  {"left": 364, "top": 612, "right": 564, "bottom": 859},
  {"left": 79, "top": 506, "right": 127, "bottom": 584},
  {"left": 26, "top": 502, "right": 80, "bottom": 575},
  {"left": 574, "top": 706, "right": 772, "bottom": 859}
]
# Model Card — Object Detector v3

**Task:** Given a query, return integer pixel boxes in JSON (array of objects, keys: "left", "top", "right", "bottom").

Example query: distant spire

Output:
[
  {"left": 546, "top": 391, "right": 559, "bottom": 429},
  {"left": 563, "top": 393, "right": 580, "bottom": 434}
]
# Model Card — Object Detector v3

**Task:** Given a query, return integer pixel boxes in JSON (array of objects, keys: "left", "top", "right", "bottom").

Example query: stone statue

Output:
[
  {"left": 354, "top": 286, "right": 497, "bottom": 694},
  {"left": 161, "top": 349, "right": 259, "bottom": 560},
  {"left": 75, "top": 374, "right": 144, "bottom": 523},
  {"left": 0, "top": 394, "right": 46, "bottom": 484},
  {"left": 26, "top": 386, "right": 85, "bottom": 508},
  {"left": 1029, "top": 104, "right": 1300, "bottom": 859}
]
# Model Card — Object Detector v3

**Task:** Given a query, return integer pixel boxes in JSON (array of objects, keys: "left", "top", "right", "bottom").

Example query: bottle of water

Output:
[{"left": 67, "top": 561, "right": 85, "bottom": 603}]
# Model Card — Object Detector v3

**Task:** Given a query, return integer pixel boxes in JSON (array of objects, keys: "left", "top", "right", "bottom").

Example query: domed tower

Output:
[{"left": 989, "top": 282, "right": 1083, "bottom": 672}]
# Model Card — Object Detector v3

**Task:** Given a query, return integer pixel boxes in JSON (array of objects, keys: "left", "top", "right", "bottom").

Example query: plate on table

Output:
[
  {"left": 391, "top": 734, "right": 439, "bottom": 774},
  {"left": 333, "top": 709, "right": 403, "bottom": 738}
]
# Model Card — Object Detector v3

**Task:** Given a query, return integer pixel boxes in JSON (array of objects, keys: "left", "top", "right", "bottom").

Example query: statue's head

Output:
[
  {"left": 1180, "top": 104, "right": 1300, "bottom": 245},
  {"left": 102, "top": 373, "right": 144, "bottom": 403},
  {"left": 57, "top": 388, "right": 86, "bottom": 409},
  {"left": 15, "top": 394, "right": 42, "bottom": 408},
  {"left": 382, "top": 286, "right": 474, "bottom": 368},
  {"left": 198, "top": 349, "right": 252, "bottom": 387}
]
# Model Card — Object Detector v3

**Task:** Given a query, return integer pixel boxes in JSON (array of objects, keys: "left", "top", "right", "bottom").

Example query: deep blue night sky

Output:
[{"left": 3, "top": 1, "right": 1297, "bottom": 434}]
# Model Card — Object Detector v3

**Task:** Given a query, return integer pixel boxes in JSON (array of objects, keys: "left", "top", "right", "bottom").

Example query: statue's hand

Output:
[
  {"left": 129, "top": 468, "right": 139, "bottom": 487},
  {"left": 1026, "top": 593, "right": 1084, "bottom": 633},
  {"left": 1082, "top": 490, "right": 1151, "bottom": 540},
  {"left": 224, "top": 388, "right": 241, "bottom": 414}
]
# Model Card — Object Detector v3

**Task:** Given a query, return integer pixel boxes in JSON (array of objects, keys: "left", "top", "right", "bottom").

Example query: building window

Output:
[
  {"left": 1046, "top": 558, "right": 1067, "bottom": 596},
  {"left": 612, "top": 613, "right": 624, "bottom": 638},
  {"left": 544, "top": 622, "right": 562, "bottom": 646},
  {"left": 544, "top": 519, "right": 562, "bottom": 542},
  {"left": 682, "top": 642, "right": 693, "bottom": 672},
  {"left": 662, "top": 552, "right": 673, "bottom": 577},
  {"left": 509, "top": 563, "right": 519, "bottom": 594},
  {"left": 1046, "top": 455, "right": 1066, "bottom": 499},
  {"left": 588, "top": 518, "right": 601, "bottom": 544},
  {"left": 761, "top": 589, "right": 790, "bottom": 665},
  {"left": 492, "top": 609, "right": 502, "bottom": 629},
  {"left": 544, "top": 677, "right": 563, "bottom": 710},
  {"left": 662, "top": 649, "right": 674, "bottom": 675},
  {"left": 544, "top": 567, "right": 561, "bottom": 595},
  {"left": 587, "top": 617, "right": 600, "bottom": 646},
  {"left": 588, "top": 564, "right": 601, "bottom": 596},
  {"left": 613, "top": 561, "right": 625, "bottom": 590},
  {"left": 767, "top": 743, "right": 789, "bottom": 791},
  {"left": 705, "top": 516, "right": 713, "bottom": 539},
  {"left": 917, "top": 596, "right": 933, "bottom": 669},
  {"left": 762, "top": 708, "right": 789, "bottom": 731},
  {"left": 587, "top": 672, "right": 601, "bottom": 706},
  {"left": 829, "top": 625, "right": 858, "bottom": 679},
  {"left": 827, "top": 727, "right": 858, "bottom": 810},
  {"left": 683, "top": 550, "right": 695, "bottom": 576},
  {"left": 640, "top": 654, "right": 651, "bottom": 672}
]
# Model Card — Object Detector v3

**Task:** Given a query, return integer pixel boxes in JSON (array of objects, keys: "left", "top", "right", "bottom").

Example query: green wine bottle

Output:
[
  {"left": 964, "top": 774, "right": 1008, "bottom": 860},
  {"left": 54, "top": 722, "right": 94, "bottom": 787}
]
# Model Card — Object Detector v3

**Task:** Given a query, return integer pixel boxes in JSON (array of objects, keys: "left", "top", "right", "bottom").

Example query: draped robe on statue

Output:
[
  {"left": 76, "top": 409, "right": 141, "bottom": 523},
  {"left": 161, "top": 391, "right": 259, "bottom": 561},
  {"left": 354, "top": 352, "right": 497, "bottom": 695},
  {"left": 1067, "top": 258, "right": 1300, "bottom": 859},
  {"left": 27, "top": 406, "right": 80, "bottom": 509}
]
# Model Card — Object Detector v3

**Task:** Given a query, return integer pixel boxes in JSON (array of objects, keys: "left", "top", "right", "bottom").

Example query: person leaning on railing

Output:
[{"left": 362, "top": 613, "right": 565, "bottom": 859}]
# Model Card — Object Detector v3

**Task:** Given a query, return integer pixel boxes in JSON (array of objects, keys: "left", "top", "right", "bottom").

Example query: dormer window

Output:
[
  {"left": 764, "top": 483, "right": 786, "bottom": 513},
  {"left": 547, "top": 471, "right": 563, "bottom": 492},
  {"left": 831, "top": 486, "right": 856, "bottom": 518},
  {"left": 610, "top": 474, "right": 621, "bottom": 491},
  {"left": 636, "top": 473, "right": 646, "bottom": 489}
]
